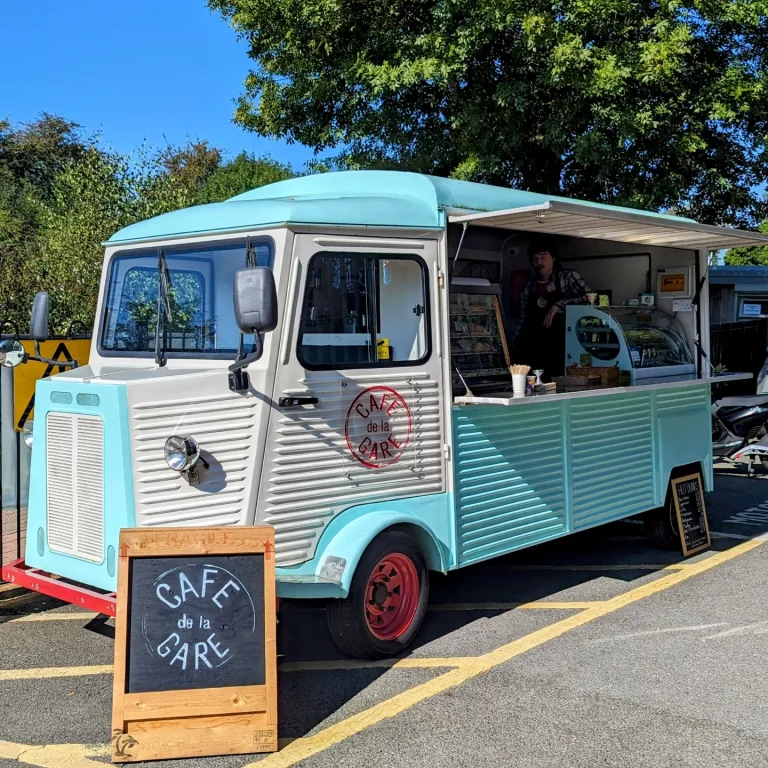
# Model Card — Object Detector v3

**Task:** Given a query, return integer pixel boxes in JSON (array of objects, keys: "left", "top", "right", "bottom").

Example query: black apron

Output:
[{"left": 521, "top": 277, "right": 566, "bottom": 381}]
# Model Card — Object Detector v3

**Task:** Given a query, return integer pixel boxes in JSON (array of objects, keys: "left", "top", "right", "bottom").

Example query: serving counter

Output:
[
  {"left": 454, "top": 372, "right": 751, "bottom": 407},
  {"left": 449, "top": 372, "right": 750, "bottom": 567}
]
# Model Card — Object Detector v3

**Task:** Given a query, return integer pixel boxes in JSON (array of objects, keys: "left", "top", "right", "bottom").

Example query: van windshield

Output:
[{"left": 100, "top": 241, "right": 272, "bottom": 356}]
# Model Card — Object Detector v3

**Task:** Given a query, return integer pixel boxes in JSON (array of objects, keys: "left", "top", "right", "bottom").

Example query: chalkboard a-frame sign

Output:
[
  {"left": 671, "top": 473, "right": 711, "bottom": 557},
  {"left": 111, "top": 527, "right": 277, "bottom": 763}
]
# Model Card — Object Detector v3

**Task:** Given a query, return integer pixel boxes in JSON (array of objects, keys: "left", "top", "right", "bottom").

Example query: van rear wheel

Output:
[
  {"left": 326, "top": 531, "right": 429, "bottom": 659},
  {"left": 645, "top": 494, "right": 680, "bottom": 550}
]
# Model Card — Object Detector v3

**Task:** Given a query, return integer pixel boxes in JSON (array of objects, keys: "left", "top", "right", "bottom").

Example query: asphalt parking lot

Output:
[{"left": 3, "top": 467, "right": 768, "bottom": 768}]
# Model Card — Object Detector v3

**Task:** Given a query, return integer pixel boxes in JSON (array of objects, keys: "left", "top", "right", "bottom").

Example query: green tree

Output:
[
  {"left": 38, "top": 145, "right": 200, "bottom": 330},
  {"left": 197, "top": 152, "right": 293, "bottom": 203},
  {"left": 209, "top": 0, "right": 768, "bottom": 226},
  {"left": 724, "top": 221, "right": 768, "bottom": 266},
  {"left": 0, "top": 115, "right": 91, "bottom": 329}
]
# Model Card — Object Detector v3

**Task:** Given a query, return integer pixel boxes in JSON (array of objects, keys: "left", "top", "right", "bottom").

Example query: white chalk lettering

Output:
[
  {"left": 177, "top": 613, "right": 193, "bottom": 629},
  {"left": 178, "top": 571, "right": 200, "bottom": 602},
  {"left": 157, "top": 632, "right": 180, "bottom": 658},
  {"left": 170, "top": 643, "right": 189, "bottom": 670},
  {"left": 194, "top": 641, "right": 213, "bottom": 670},
  {"left": 206, "top": 632, "right": 230, "bottom": 659},
  {"left": 212, "top": 579, "right": 241, "bottom": 608},
  {"left": 199, "top": 616, "right": 211, "bottom": 629},
  {"left": 201, "top": 568, "right": 218, "bottom": 597},
  {"left": 156, "top": 583, "right": 181, "bottom": 609}
]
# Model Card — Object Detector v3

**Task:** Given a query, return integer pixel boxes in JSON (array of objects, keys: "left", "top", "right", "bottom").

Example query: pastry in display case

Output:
[
  {"left": 565, "top": 305, "right": 695, "bottom": 382},
  {"left": 449, "top": 278, "right": 511, "bottom": 393}
]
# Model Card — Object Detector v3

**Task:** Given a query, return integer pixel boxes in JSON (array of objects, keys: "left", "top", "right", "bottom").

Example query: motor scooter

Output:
[{"left": 712, "top": 393, "right": 768, "bottom": 475}]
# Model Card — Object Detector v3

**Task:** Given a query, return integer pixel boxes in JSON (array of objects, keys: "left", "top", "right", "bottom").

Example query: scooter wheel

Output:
[{"left": 326, "top": 531, "right": 429, "bottom": 659}]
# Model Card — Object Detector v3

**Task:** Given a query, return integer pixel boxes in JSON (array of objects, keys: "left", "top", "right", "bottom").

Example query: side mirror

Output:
[
  {"left": 30, "top": 292, "right": 50, "bottom": 342},
  {"left": 233, "top": 267, "right": 277, "bottom": 334},
  {"left": 0, "top": 339, "right": 27, "bottom": 368}
]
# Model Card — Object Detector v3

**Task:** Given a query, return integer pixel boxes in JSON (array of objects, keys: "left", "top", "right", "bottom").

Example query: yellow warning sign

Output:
[
  {"left": 376, "top": 338, "right": 390, "bottom": 360},
  {"left": 13, "top": 339, "right": 91, "bottom": 431}
]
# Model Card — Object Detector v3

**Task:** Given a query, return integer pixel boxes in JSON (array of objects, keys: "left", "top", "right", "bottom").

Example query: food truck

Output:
[{"left": 2, "top": 171, "right": 767, "bottom": 658}]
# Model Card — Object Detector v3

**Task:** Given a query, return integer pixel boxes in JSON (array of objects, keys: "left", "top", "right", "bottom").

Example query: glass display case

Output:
[
  {"left": 449, "top": 279, "right": 511, "bottom": 393},
  {"left": 565, "top": 306, "right": 695, "bottom": 381}
]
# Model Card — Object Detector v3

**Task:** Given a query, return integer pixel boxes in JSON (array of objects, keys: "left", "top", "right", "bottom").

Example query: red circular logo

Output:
[{"left": 345, "top": 386, "right": 412, "bottom": 468}]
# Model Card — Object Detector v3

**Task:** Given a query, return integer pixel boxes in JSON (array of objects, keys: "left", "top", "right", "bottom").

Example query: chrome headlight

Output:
[
  {"left": 22, "top": 420, "right": 34, "bottom": 448},
  {"left": 164, "top": 435, "right": 200, "bottom": 472}
]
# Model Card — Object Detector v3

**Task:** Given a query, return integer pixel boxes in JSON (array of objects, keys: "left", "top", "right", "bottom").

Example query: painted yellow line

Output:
[
  {"left": 0, "top": 657, "right": 468, "bottom": 681},
  {"left": 0, "top": 665, "right": 113, "bottom": 681},
  {"left": 279, "top": 657, "right": 470, "bottom": 673},
  {"left": 495, "top": 563, "right": 689, "bottom": 571},
  {"left": 428, "top": 601, "right": 603, "bottom": 612},
  {"left": 9, "top": 612, "right": 101, "bottom": 623},
  {"left": 0, "top": 739, "right": 108, "bottom": 767},
  {"left": 251, "top": 537, "right": 765, "bottom": 768}
]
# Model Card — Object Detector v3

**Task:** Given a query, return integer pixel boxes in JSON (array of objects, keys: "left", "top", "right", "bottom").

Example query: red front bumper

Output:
[{"left": 1, "top": 558, "right": 116, "bottom": 616}]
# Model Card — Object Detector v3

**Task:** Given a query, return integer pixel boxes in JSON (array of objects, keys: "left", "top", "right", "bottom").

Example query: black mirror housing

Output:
[
  {"left": 233, "top": 267, "right": 277, "bottom": 334},
  {"left": 30, "top": 292, "right": 50, "bottom": 342}
]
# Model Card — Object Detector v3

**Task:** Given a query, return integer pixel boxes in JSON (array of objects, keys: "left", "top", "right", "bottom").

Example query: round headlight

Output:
[
  {"left": 164, "top": 435, "right": 200, "bottom": 472},
  {"left": 22, "top": 420, "right": 34, "bottom": 448}
]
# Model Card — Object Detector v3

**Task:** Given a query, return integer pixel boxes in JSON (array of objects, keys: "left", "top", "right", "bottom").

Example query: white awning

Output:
[{"left": 448, "top": 200, "right": 768, "bottom": 251}]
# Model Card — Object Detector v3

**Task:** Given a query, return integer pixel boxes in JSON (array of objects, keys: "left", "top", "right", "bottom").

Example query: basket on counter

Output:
[{"left": 566, "top": 364, "right": 620, "bottom": 387}]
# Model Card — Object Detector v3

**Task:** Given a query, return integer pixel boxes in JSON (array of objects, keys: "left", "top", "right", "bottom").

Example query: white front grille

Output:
[{"left": 46, "top": 412, "right": 104, "bottom": 562}]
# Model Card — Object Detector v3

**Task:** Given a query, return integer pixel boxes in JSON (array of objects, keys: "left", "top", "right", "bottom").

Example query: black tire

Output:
[
  {"left": 326, "top": 530, "right": 429, "bottom": 659},
  {"left": 644, "top": 494, "right": 679, "bottom": 550}
]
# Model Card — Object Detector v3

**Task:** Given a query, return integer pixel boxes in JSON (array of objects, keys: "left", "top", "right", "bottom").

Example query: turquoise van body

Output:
[{"left": 21, "top": 171, "right": 732, "bottom": 604}]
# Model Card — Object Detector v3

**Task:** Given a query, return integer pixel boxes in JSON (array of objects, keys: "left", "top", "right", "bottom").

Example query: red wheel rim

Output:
[{"left": 364, "top": 553, "right": 420, "bottom": 641}]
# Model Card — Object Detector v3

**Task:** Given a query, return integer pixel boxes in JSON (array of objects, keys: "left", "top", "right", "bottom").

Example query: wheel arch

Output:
[
  {"left": 313, "top": 505, "right": 450, "bottom": 598},
  {"left": 660, "top": 460, "right": 710, "bottom": 502}
]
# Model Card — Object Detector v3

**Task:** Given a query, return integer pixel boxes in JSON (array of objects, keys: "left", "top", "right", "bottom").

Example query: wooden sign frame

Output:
[
  {"left": 671, "top": 473, "right": 711, "bottom": 557},
  {"left": 111, "top": 527, "right": 277, "bottom": 762}
]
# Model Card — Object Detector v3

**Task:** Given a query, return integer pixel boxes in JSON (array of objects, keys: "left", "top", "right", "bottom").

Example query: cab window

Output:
[{"left": 297, "top": 253, "right": 430, "bottom": 369}]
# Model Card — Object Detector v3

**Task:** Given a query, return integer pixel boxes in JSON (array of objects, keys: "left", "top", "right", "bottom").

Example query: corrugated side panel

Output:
[
  {"left": 46, "top": 412, "right": 104, "bottom": 562},
  {"left": 656, "top": 385, "right": 709, "bottom": 415},
  {"left": 263, "top": 372, "right": 443, "bottom": 567},
  {"left": 569, "top": 393, "right": 655, "bottom": 530},
  {"left": 131, "top": 393, "right": 258, "bottom": 527},
  {"left": 453, "top": 404, "right": 566, "bottom": 566}
]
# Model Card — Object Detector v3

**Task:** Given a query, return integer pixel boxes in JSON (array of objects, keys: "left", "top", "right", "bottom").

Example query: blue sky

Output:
[{"left": 0, "top": 1, "right": 316, "bottom": 168}]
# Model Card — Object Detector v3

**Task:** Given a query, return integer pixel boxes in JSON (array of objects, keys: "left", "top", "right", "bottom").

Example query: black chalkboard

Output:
[
  {"left": 672, "top": 473, "right": 711, "bottom": 557},
  {"left": 126, "top": 554, "right": 265, "bottom": 694}
]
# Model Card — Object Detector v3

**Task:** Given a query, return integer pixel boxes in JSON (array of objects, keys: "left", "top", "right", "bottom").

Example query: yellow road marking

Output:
[
  {"left": 9, "top": 613, "right": 101, "bottom": 623},
  {"left": 6, "top": 601, "right": 600, "bottom": 622},
  {"left": 494, "top": 563, "right": 689, "bottom": 571},
  {"left": 0, "top": 657, "right": 469, "bottom": 681},
  {"left": 0, "top": 665, "right": 113, "bottom": 681},
  {"left": 0, "top": 739, "right": 107, "bottom": 767},
  {"left": 428, "top": 601, "right": 603, "bottom": 611},
  {"left": 279, "top": 657, "right": 470, "bottom": 672},
  {"left": 251, "top": 538, "right": 764, "bottom": 768}
]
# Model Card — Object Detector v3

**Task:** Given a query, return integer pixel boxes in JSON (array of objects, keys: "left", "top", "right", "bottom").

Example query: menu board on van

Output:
[{"left": 671, "top": 473, "right": 711, "bottom": 557}]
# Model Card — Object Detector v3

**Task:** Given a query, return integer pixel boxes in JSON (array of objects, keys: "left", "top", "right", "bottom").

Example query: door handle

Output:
[{"left": 279, "top": 396, "right": 319, "bottom": 407}]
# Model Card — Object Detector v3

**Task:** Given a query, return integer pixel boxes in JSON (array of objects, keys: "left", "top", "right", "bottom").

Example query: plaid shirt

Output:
[{"left": 510, "top": 268, "right": 591, "bottom": 346}]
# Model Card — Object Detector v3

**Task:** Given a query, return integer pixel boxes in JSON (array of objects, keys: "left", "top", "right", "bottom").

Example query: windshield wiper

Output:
[{"left": 154, "top": 249, "right": 172, "bottom": 366}]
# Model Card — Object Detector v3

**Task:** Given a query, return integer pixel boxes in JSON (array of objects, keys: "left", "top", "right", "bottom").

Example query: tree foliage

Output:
[
  {"left": 724, "top": 221, "right": 768, "bottom": 265},
  {"left": 209, "top": 0, "right": 768, "bottom": 226},
  {"left": 0, "top": 115, "right": 295, "bottom": 332}
]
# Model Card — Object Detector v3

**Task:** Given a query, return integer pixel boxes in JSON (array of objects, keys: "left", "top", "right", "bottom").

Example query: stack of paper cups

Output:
[{"left": 512, "top": 373, "right": 527, "bottom": 397}]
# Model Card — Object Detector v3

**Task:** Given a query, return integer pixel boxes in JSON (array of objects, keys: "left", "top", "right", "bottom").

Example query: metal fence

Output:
[{"left": 710, "top": 319, "right": 768, "bottom": 396}]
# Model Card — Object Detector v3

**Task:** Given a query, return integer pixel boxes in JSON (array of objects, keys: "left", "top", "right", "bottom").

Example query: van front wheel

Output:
[{"left": 326, "top": 531, "right": 429, "bottom": 659}]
